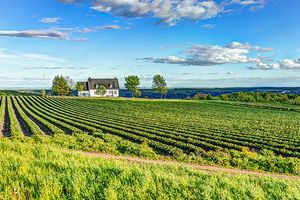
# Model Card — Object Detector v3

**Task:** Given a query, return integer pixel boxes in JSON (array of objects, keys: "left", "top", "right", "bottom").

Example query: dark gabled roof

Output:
[{"left": 87, "top": 77, "right": 119, "bottom": 90}]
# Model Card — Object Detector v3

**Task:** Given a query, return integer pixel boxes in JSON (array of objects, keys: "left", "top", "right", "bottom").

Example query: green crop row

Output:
[{"left": 33, "top": 96, "right": 300, "bottom": 157}]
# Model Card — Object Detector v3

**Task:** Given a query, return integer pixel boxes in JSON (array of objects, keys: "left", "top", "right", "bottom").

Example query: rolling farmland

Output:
[
  {"left": 1, "top": 96, "right": 300, "bottom": 159},
  {"left": 2, "top": 96, "right": 300, "bottom": 198}
]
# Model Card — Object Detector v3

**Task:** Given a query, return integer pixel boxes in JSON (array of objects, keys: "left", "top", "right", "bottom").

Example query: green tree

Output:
[
  {"left": 124, "top": 76, "right": 141, "bottom": 98},
  {"left": 133, "top": 89, "right": 141, "bottom": 98},
  {"left": 220, "top": 94, "right": 229, "bottom": 101},
  {"left": 96, "top": 85, "right": 107, "bottom": 97},
  {"left": 52, "top": 75, "right": 70, "bottom": 96},
  {"left": 75, "top": 82, "right": 84, "bottom": 91},
  {"left": 41, "top": 89, "right": 46, "bottom": 97},
  {"left": 207, "top": 94, "right": 213, "bottom": 100},
  {"left": 295, "top": 96, "right": 300, "bottom": 105},
  {"left": 152, "top": 74, "right": 168, "bottom": 99}
]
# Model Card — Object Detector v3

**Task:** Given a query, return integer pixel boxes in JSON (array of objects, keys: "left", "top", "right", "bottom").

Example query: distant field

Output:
[{"left": 1, "top": 96, "right": 300, "bottom": 174}]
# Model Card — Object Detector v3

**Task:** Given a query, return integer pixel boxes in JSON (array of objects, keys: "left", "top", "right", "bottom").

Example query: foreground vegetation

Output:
[
  {"left": 0, "top": 139, "right": 300, "bottom": 199},
  {"left": 1, "top": 96, "right": 300, "bottom": 176}
]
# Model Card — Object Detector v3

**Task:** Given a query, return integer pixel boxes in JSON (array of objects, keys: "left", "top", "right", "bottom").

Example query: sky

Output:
[{"left": 0, "top": 0, "right": 300, "bottom": 88}]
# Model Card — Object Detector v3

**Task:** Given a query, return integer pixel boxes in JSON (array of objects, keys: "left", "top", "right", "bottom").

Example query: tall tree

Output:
[
  {"left": 124, "top": 76, "right": 141, "bottom": 98},
  {"left": 52, "top": 75, "right": 70, "bottom": 96},
  {"left": 133, "top": 89, "right": 141, "bottom": 98},
  {"left": 65, "top": 76, "right": 75, "bottom": 89},
  {"left": 75, "top": 82, "right": 84, "bottom": 91},
  {"left": 152, "top": 74, "right": 168, "bottom": 99},
  {"left": 96, "top": 85, "right": 107, "bottom": 97}
]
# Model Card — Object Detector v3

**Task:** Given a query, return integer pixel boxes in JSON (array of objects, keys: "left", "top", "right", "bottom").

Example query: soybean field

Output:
[{"left": 1, "top": 96, "right": 300, "bottom": 159}]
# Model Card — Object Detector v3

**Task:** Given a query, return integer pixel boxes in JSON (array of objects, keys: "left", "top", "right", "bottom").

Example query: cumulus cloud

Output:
[
  {"left": 140, "top": 42, "right": 269, "bottom": 66},
  {"left": 249, "top": 58, "right": 300, "bottom": 70},
  {"left": 0, "top": 30, "right": 86, "bottom": 41},
  {"left": 39, "top": 17, "right": 61, "bottom": 24},
  {"left": 91, "top": 0, "right": 221, "bottom": 25},
  {"left": 140, "top": 42, "right": 300, "bottom": 70},
  {"left": 225, "top": 41, "right": 272, "bottom": 52},
  {"left": 58, "top": 0, "right": 268, "bottom": 25},
  {"left": 279, "top": 58, "right": 300, "bottom": 69}
]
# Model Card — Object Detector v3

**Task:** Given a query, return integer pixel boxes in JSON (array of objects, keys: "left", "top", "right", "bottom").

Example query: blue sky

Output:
[{"left": 0, "top": 0, "right": 299, "bottom": 88}]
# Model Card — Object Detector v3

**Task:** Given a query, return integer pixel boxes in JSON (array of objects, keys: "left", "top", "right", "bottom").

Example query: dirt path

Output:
[{"left": 81, "top": 152, "right": 300, "bottom": 180}]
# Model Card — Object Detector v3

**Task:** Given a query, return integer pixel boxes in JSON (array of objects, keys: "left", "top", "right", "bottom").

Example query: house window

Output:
[
  {"left": 108, "top": 84, "right": 113, "bottom": 89},
  {"left": 114, "top": 91, "right": 117, "bottom": 95}
]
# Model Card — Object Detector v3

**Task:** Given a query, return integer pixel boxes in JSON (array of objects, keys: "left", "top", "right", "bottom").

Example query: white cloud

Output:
[
  {"left": 91, "top": 0, "right": 222, "bottom": 25},
  {"left": 78, "top": 24, "right": 122, "bottom": 32},
  {"left": 98, "top": 24, "right": 122, "bottom": 30},
  {"left": 141, "top": 42, "right": 270, "bottom": 66},
  {"left": 0, "top": 30, "right": 86, "bottom": 41},
  {"left": 230, "top": 0, "right": 266, "bottom": 10},
  {"left": 278, "top": 59, "right": 300, "bottom": 69},
  {"left": 48, "top": 24, "right": 122, "bottom": 35},
  {"left": 249, "top": 58, "right": 300, "bottom": 70},
  {"left": 225, "top": 41, "right": 272, "bottom": 52},
  {"left": 56, "top": 0, "right": 269, "bottom": 26},
  {"left": 39, "top": 17, "right": 61, "bottom": 24},
  {"left": 231, "top": 0, "right": 264, "bottom": 6},
  {"left": 141, "top": 42, "right": 300, "bottom": 70},
  {"left": 0, "top": 24, "right": 123, "bottom": 41}
]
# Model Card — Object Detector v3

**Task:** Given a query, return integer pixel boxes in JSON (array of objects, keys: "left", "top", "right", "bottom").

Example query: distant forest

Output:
[
  {"left": 2, "top": 87, "right": 300, "bottom": 97},
  {"left": 121, "top": 87, "right": 300, "bottom": 99},
  {"left": 0, "top": 90, "right": 39, "bottom": 96}
]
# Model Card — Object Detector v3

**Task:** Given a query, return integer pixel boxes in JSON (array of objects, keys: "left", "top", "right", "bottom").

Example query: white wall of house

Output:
[
  {"left": 78, "top": 91, "right": 90, "bottom": 97},
  {"left": 89, "top": 89, "right": 119, "bottom": 97},
  {"left": 78, "top": 90, "right": 119, "bottom": 97}
]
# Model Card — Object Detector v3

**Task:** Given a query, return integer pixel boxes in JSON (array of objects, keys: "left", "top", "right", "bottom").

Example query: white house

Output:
[{"left": 78, "top": 77, "right": 120, "bottom": 97}]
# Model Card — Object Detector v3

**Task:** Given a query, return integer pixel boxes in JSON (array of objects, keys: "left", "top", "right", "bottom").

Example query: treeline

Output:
[
  {"left": 51, "top": 74, "right": 168, "bottom": 99},
  {"left": 0, "top": 90, "right": 39, "bottom": 96},
  {"left": 122, "top": 75, "right": 167, "bottom": 98},
  {"left": 218, "top": 92, "right": 300, "bottom": 105}
]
